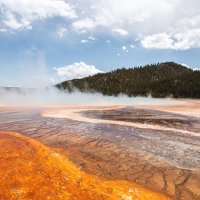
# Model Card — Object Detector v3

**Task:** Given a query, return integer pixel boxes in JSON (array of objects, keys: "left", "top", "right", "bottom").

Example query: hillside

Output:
[{"left": 57, "top": 62, "right": 200, "bottom": 98}]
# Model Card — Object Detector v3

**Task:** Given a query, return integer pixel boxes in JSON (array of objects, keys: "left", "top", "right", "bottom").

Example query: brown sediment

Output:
[
  {"left": 0, "top": 131, "right": 171, "bottom": 200},
  {"left": 135, "top": 99, "right": 200, "bottom": 118},
  {"left": 42, "top": 106, "right": 200, "bottom": 137},
  {"left": 41, "top": 104, "right": 200, "bottom": 200}
]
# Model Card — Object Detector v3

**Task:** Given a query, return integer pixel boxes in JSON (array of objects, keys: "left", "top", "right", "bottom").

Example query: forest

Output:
[{"left": 56, "top": 62, "right": 200, "bottom": 98}]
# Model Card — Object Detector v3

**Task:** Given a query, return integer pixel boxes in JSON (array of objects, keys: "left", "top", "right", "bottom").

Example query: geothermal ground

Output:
[
  {"left": 0, "top": 100, "right": 200, "bottom": 200},
  {"left": 0, "top": 131, "right": 169, "bottom": 200}
]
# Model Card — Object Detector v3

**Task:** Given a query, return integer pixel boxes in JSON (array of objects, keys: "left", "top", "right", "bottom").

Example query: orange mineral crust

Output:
[{"left": 0, "top": 131, "right": 171, "bottom": 200}]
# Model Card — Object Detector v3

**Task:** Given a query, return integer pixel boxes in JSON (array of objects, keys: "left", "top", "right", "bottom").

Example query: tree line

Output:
[{"left": 56, "top": 62, "right": 200, "bottom": 98}]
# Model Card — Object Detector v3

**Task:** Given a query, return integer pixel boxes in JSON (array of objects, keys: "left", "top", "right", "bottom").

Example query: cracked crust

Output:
[
  {"left": 0, "top": 104, "right": 199, "bottom": 200},
  {"left": 0, "top": 131, "right": 171, "bottom": 200}
]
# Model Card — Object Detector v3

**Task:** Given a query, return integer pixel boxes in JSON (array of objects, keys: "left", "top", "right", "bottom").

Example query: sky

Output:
[{"left": 0, "top": 0, "right": 200, "bottom": 87}]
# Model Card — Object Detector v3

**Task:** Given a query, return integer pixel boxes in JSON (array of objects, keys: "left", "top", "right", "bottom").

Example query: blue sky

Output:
[{"left": 0, "top": 0, "right": 200, "bottom": 87}]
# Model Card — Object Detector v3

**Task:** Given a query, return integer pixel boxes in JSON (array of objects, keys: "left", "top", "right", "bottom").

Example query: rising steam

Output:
[{"left": 0, "top": 86, "right": 181, "bottom": 107}]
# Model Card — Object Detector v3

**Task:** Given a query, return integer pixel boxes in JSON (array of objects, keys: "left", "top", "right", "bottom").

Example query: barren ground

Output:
[
  {"left": 0, "top": 99, "right": 199, "bottom": 200},
  {"left": 0, "top": 131, "right": 170, "bottom": 200}
]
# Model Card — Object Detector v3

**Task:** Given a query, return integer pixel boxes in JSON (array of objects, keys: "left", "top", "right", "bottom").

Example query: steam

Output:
[{"left": 0, "top": 86, "right": 181, "bottom": 107}]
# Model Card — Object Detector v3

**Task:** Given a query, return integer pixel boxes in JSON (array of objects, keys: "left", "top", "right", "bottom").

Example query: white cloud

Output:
[
  {"left": 71, "top": 0, "right": 200, "bottom": 50},
  {"left": 3, "top": 11, "right": 32, "bottom": 30},
  {"left": 81, "top": 39, "right": 89, "bottom": 43},
  {"left": 141, "top": 29, "right": 200, "bottom": 50},
  {"left": 73, "top": 18, "right": 96, "bottom": 30},
  {"left": 88, "top": 36, "right": 96, "bottom": 41},
  {"left": 2, "top": 0, "right": 200, "bottom": 50},
  {"left": 130, "top": 44, "right": 135, "bottom": 49},
  {"left": 181, "top": 63, "right": 191, "bottom": 68},
  {"left": 0, "top": 0, "right": 76, "bottom": 30},
  {"left": 80, "top": 36, "right": 96, "bottom": 44},
  {"left": 122, "top": 46, "right": 127, "bottom": 50},
  {"left": 113, "top": 28, "right": 128, "bottom": 36},
  {"left": 57, "top": 28, "right": 68, "bottom": 38},
  {"left": 122, "top": 46, "right": 128, "bottom": 52},
  {"left": 0, "top": 28, "right": 6, "bottom": 32},
  {"left": 173, "top": 29, "right": 200, "bottom": 50},
  {"left": 71, "top": 0, "right": 174, "bottom": 34},
  {"left": 53, "top": 62, "right": 103, "bottom": 82},
  {"left": 141, "top": 33, "right": 174, "bottom": 49},
  {"left": 181, "top": 63, "right": 200, "bottom": 71}
]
